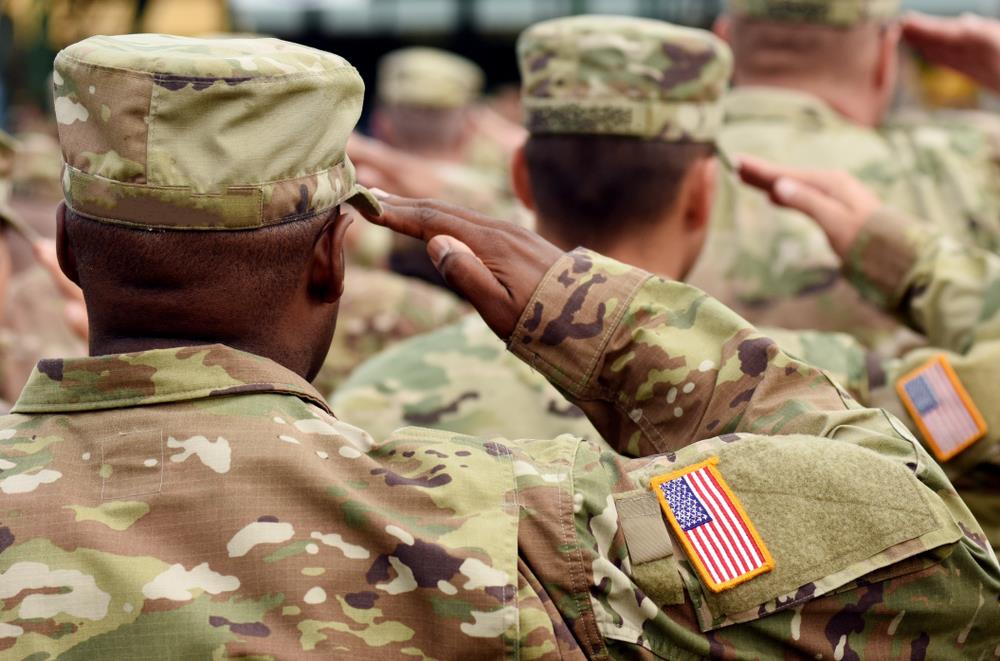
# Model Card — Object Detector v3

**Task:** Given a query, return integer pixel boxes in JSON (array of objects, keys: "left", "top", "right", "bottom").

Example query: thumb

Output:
[{"left": 427, "top": 235, "right": 513, "bottom": 335}]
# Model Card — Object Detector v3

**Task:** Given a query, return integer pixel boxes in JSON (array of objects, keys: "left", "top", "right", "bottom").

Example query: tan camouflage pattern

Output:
[
  {"left": 2, "top": 250, "right": 997, "bottom": 657},
  {"left": 726, "top": 0, "right": 900, "bottom": 26},
  {"left": 53, "top": 33, "right": 380, "bottom": 230},
  {"left": 313, "top": 266, "right": 469, "bottom": 395},
  {"left": 844, "top": 209, "right": 1000, "bottom": 552},
  {"left": 517, "top": 16, "right": 733, "bottom": 141},
  {"left": 337, "top": 217, "right": 1000, "bottom": 555},
  {"left": 376, "top": 47, "right": 484, "bottom": 109},
  {"left": 688, "top": 87, "right": 1000, "bottom": 357},
  {"left": 332, "top": 314, "right": 600, "bottom": 443},
  {"left": 332, "top": 320, "right": 869, "bottom": 452}
]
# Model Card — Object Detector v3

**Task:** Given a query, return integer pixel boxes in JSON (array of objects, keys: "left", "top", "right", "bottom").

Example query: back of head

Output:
[
  {"left": 516, "top": 16, "right": 730, "bottom": 252},
  {"left": 723, "top": 0, "right": 901, "bottom": 115},
  {"left": 375, "top": 47, "right": 484, "bottom": 154},
  {"left": 53, "top": 34, "right": 380, "bottom": 373}
]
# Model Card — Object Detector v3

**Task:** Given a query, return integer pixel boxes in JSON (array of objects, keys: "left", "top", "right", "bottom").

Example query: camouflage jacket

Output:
[
  {"left": 313, "top": 266, "right": 468, "bottom": 394},
  {"left": 1, "top": 251, "right": 996, "bottom": 659},
  {"left": 336, "top": 213, "right": 1000, "bottom": 553},
  {"left": 688, "top": 86, "right": 1000, "bottom": 357}
]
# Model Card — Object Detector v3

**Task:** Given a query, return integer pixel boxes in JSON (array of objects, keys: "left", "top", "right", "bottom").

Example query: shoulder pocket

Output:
[{"left": 626, "top": 435, "right": 961, "bottom": 632}]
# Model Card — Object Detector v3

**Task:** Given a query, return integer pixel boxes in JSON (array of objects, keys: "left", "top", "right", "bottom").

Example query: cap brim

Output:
[{"left": 344, "top": 183, "right": 383, "bottom": 218}]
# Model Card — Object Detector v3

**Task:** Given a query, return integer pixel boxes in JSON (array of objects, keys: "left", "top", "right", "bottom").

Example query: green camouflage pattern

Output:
[
  {"left": 332, "top": 314, "right": 600, "bottom": 443},
  {"left": 53, "top": 33, "right": 380, "bottom": 230},
  {"left": 3, "top": 250, "right": 997, "bottom": 657},
  {"left": 313, "top": 266, "right": 469, "bottom": 395},
  {"left": 726, "top": 0, "right": 900, "bottom": 25},
  {"left": 688, "top": 87, "right": 1000, "bottom": 357},
  {"left": 377, "top": 47, "right": 484, "bottom": 109},
  {"left": 335, "top": 317, "right": 878, "bottom": 447},
  {"left": 337, "top": 216, "right": 1000, "bottom": 554},
  {"left": 517, "top": 16, "right": 733, "bottom": 141},
  {"left": 845, "top": 209, "right": 1000, "bottom": 552}
]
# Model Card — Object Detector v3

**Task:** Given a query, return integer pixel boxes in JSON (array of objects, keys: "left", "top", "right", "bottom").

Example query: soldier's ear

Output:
[
  {"left": 55, "top": 203, "right": 81, "bottom": 286},
  {"left": 511, "top": 144, "right": 536, "bottom": 212},
  {"left": 684, "top": 156, "right": 717, "bottom": 233},
  {"left": 308, "top": 208, "right": 350, "bottom": 304}
]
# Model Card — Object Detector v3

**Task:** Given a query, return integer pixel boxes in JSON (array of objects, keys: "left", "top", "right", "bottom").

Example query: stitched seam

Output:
[
  {"left": 59, "top": 53, "right": 359, "bottom": 83},
  {"left": 68, "top": 161, "right": 350, "bottom": 190},
  {"left": 14, "top": 384, "right": 331, "bottom": 414},
  {"left": 565, "top": 442, "right": 609, "bottom": 660}
]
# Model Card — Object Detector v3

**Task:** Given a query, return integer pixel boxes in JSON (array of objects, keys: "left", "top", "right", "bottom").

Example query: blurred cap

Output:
[
  {"left": 377, "top": 47, "right": 485, "bottom": 109},
  {"left": 53, "top": 33, "right": 380, "bottom": 231},
  {"left": 517, "top": 16, "right": 733, "bottom": 142},
  {"left": 726, "top": 0, "right": 900, "bottom": 26}
]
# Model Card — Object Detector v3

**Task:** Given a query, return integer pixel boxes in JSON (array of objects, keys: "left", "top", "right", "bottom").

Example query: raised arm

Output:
[{"left": 362, "top": 193, "right": 916, "bottom": 457}]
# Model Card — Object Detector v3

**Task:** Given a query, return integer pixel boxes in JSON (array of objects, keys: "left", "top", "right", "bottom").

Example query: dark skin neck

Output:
[{"left": 57, "top": 205, "right": 351, "bottom": 382}]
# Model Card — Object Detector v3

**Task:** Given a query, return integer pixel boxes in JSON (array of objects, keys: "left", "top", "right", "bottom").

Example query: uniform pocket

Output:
[{"left": 624, "top": 435, "right": 962, "bottom": 632}]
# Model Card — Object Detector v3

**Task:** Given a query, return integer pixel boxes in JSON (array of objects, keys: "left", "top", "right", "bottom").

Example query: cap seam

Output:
[
  {"left": 57, "top": 52, "right": 359, "bottom": 83},
  {"left": 66, "top": 161, "right": 348, "bottom": 191}
]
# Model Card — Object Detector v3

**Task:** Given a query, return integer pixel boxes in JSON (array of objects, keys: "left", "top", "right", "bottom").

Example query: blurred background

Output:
[{"left": 3, "top": 0, "right": 1000, "bottom": 132}]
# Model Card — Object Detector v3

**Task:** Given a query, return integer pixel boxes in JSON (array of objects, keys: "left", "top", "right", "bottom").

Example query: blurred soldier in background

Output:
[
  {"left": 333, "top": 9, "right": 1000, "bottom": 550},
  {"left": 359, "top": 47, "right": 522, "bottom": 286},
  {"left": 692, "top": 0, "right": 1000, "bottom": 358},
  {"left": 2, "top": 31, "right": 996, "bottom": 659}
]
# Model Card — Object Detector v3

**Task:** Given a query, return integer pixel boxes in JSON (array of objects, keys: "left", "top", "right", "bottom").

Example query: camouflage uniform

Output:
[
  {"left": 312, "top": 266, "right": 468, "bottom": 395},
  {"left": 3, "top": 31, "right": 997, "bottom": 659},
  {"left": 334, "top": 209, "right": 1000, "bottom": 550},
  {"left": 689, "top": 0, "right": 1000, "bottom": 357}
]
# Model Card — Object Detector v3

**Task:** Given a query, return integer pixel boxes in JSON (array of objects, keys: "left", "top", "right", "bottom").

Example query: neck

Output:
[
  {"left": 733, "top": 74, "right": 880, "bottom": 127},
  {"left": 86, "top": 314, "right": 327, "bottom": 382},
  {"left": 538, "top": 215, "right": 689, "bottom": 281}
]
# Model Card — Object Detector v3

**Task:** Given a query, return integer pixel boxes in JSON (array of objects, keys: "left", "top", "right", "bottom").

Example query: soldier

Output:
[
  {"left": 689, "top": 0, "right": 1000, "bottom": 356},
  {"left": 330, "top": 18, "right": 849, "bottom": 441},
  {"left": 367, "top": 47, "right": 518, "bottom": 286},
  {"left": 738, "top": 155, "right": 1000, "bottom": 552},
  {"left": 0, "top": 32, "right": 996, "bottom": 658}
]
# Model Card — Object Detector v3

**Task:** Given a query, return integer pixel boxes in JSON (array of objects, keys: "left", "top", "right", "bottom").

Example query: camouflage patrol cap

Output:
[
  {"left": 517, "top": 16, "right": 733, "bottom": 142},
  {"left": 726, "top": 0, "right": 900, "bottom": 26},
  {"left": 377, "top": 47, "right": 484, "bottom": 109},
  {"left": 53, "top": 34, "right": 380, "bottom": 231}
]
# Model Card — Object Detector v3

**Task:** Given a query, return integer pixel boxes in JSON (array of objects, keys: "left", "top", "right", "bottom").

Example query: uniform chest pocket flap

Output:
[{"left": 636, "top": 435, "right": 962, "bottom": 632}]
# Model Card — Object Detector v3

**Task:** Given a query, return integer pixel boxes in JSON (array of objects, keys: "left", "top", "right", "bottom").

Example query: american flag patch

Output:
[
  {"left": 896, "top": 356, "right": 987, "bottom": 462},
  {"left": 650, "top": 457, "right": 773, "bottom": 592}
]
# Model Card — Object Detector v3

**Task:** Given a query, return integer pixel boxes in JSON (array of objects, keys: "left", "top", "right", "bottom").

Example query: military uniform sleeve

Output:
[
  {"left": 508, "top": 249, "right": 917, "bottom": 458},
  {"left": 844, "top": 207, "right": 1000, "bottom": 352}
]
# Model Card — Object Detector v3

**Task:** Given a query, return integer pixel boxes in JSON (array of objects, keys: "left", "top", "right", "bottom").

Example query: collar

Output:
[
  {"left": 723, "top": 86, "right": 849, "bottom": 129},
  {"left": 11, "top": 344, "right": 332, "bottom": 415}
]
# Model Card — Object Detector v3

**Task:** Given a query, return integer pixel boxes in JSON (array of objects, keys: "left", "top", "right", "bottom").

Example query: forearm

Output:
[
  {"left": 844, "top": 208, "right": 1000, "bottom": 352},
  {"left": 510, "top": 249, "right": 914, "bottom": 456}
]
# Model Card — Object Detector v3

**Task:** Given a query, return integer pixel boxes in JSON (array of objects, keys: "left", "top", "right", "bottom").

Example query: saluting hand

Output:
[
  {"left": 902, "top": 11, "right": 1000, "bottom": 94},
  {"left": 736, "top": 155, "right": 882, "bottom": 259},
  {"left": 360, "top": 193, "right": 562, "bottom": 339}
]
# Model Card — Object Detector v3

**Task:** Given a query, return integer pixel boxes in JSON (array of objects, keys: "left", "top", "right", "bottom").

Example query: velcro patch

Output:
[
  {"left": 650, "top": 457, "right": 773, "bottom": 592},
  {"left": 896, "top": 355, "right": 987, "bottom": 462}
]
